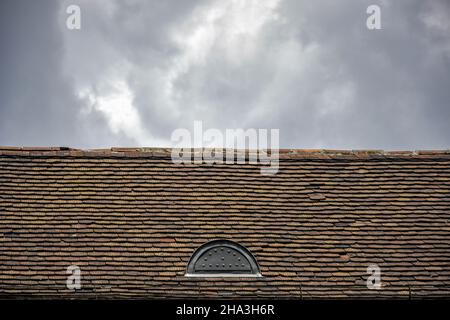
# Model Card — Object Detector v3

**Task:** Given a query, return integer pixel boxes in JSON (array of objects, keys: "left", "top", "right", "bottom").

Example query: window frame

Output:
[{"left": 185, "top": 240, "right": 262, "bottom": 277}]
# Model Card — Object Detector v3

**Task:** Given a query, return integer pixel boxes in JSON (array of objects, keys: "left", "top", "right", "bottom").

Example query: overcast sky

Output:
[{"left": 0, "top": 0, "right": 449, "bottom": 150}]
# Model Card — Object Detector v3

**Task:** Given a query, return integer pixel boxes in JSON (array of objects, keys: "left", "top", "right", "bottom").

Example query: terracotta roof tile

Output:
[{"left": 0, "top": 147, "right": 450, "bottom": 299}]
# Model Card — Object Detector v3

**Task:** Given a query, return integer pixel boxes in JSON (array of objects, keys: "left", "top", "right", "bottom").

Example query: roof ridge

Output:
[{"left": 0, "top": 146, "right": 450, "bottom": 159}]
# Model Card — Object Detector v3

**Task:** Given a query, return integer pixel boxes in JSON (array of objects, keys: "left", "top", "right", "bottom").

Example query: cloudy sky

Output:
[{"left": 0, "top": 0, "right": 449, "bottom": 150}]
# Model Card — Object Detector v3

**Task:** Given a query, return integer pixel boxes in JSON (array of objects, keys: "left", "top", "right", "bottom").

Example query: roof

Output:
[{"left": 1, "top": 146, "right": 450, "bottom": 299}]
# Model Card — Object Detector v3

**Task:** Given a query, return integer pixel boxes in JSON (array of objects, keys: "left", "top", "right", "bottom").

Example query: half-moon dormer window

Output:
[{"left": 186, "top": 240, "right": 261, "bottom": 277}]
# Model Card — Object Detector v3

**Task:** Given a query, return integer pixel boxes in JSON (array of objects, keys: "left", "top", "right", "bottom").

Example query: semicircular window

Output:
[{"left": 186, "top": 240, "right": 261, "bottom": 277}]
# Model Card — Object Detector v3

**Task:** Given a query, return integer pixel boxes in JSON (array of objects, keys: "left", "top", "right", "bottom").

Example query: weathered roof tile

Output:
[{"left": 0, "top": 147, "right": 449, "bottom": 299}]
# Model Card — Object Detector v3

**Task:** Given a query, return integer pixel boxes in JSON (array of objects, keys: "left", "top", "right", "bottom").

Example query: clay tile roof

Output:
[{"left": 1, "top": 146, "right": 450, "bottom": 299}]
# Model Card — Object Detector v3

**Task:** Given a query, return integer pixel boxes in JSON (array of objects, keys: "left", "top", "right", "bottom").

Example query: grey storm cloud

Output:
[{"left": 0, "top": 0, "right": 449, "bottom": 149}]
